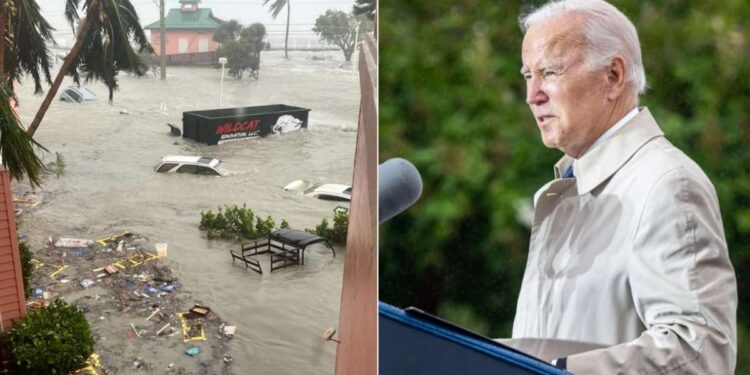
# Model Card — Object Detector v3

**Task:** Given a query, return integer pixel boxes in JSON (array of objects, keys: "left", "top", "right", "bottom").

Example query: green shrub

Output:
[
  {"left": 308, "top": 206, "right": 349, "bottom": 244},
  {"left": 9, "top": 299, "right": 94, "bottom": 374},
  {"left": 199, "top": 210, "right": 216, "bottom": 230},
  {"left": 18, "top": 241, "right": 33, "bottom": 298},
  {"left": 255, "top": 216, "right": 275, "bottom": 237},
  {"left": 200, "top": 204, "right": 286, "bottom": 240},
  {"left": 310, "top": 218, "right": 331, "bottom": 239}
]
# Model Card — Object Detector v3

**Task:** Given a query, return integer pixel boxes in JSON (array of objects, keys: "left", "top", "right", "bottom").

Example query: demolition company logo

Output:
[{"left": 216, "top": 118, "right": 262, "bottom": 141}]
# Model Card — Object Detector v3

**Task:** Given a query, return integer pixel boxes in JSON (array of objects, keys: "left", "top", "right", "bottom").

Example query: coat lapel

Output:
[{"left": 552, "top": 108, "right": 665, "bottom": 196}]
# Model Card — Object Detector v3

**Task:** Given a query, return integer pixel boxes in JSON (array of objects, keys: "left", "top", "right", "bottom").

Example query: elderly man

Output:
[{"left": 512, "top": 0, "right": 737, "bottom": 373}]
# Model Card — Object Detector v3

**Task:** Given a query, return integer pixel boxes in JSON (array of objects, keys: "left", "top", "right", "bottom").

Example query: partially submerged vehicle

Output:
[
  {"left": 305, "top": 184, "right": 352, "bottom": 201},
  {"left": 59, "top": 86, "right": 96, "bottom": 103},
  {"left": 154, "top": 156, "right": 226, "bottom": 176},
  {"left": 283, "top": 180, "right": 352, "bottom": 201}
]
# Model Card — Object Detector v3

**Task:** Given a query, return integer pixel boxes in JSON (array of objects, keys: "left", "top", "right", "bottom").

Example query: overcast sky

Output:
[{"left": 38, "top": 0, "right": 357, "bottom": 46}]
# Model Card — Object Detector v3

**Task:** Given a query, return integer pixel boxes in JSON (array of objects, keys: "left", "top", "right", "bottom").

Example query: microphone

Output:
[{"left": 379, "top": 158, "right": 423, "bottom": 224}]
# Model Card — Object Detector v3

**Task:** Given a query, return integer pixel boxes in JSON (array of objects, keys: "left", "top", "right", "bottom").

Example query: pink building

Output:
[
  {"left": 144, "top": 0, "right": 222, "bottom": 56},
  {"left": 0, "top": 170, "right": 27, "bottom": 333}
]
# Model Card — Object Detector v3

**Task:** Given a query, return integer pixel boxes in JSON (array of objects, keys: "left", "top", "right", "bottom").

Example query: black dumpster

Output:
[{"left": 182, "top": 104, "right": 311, "bottom": 145}]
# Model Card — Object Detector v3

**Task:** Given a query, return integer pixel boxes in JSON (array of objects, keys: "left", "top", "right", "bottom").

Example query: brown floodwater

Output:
[{"left": 15, "top": 50, "right": 358, "bottom": 374}]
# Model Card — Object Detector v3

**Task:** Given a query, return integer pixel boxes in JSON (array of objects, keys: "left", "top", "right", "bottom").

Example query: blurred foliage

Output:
[
  {"left": 379, "top": 0, "right": 750, "bottom": 369},
  {"left": 740, "top": 322, "right": 750, "bottom": 372}
]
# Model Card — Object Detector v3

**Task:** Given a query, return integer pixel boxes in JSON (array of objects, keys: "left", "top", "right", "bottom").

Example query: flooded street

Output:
[{"left": 15, "top": 50, "right": 359, "bottom": 374}]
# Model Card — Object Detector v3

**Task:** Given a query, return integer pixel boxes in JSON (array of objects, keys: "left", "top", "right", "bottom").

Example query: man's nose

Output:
[{"left": 526, "top": 78, "right": 548, "bottom": 106}]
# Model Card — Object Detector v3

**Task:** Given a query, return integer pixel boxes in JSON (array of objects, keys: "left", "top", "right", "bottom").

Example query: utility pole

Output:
[
  {"left": 218, "top": 57, "right": 227, "bottom": 108},
  {"left": 352, "top": 19, "right": 360, "bottom": 74},
  {"left": 160, "top": 0, "right": 167, "bottom": 80}
]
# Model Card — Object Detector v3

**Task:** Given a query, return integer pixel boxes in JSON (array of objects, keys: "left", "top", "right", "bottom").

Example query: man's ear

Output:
[{"left": 605, "top": 55, "right": 628, "bottom": 101}]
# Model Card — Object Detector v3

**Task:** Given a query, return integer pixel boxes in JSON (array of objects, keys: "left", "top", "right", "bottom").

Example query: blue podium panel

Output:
[{"left": 379, "top": 302, "right": 571, "bottom": 375}]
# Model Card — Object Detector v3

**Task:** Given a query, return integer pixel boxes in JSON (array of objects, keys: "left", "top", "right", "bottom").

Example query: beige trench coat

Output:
[{"left": 511, "top": 108, "right": 737, "bottom": 374}]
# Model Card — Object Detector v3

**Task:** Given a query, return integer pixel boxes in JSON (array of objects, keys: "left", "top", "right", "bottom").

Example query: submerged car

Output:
[
  {"left": 305, "top": 184, "right": 352, "bottom": 201},
  {"left": 154, "top": 156, "right": 226, "bottom": 176},
  {"left": 59, "top": 86, "right": 96, "bottom": 103}
]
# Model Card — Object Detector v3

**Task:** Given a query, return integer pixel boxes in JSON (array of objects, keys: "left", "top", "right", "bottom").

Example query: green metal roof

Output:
[{"left": 145, "top": 9, "right": 221, "bottom": 30}]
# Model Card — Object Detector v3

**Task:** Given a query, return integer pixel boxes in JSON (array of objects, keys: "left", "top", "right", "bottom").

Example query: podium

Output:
[{"left": 379, "top": 302, "right": 571, "bottom": 374}]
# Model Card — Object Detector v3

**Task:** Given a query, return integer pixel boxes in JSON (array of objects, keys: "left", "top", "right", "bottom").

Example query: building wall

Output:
[
  {"left": 150, "top": 30, "right": 219, "bottom": 56},
  {"left": 0, "top": 171, "right": 27, "bottom": 331}
]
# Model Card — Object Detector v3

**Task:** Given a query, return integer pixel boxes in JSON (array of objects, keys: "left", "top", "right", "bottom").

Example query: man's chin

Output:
[{"left": 539, "top": 135, "right": 559, "bottom": 150}]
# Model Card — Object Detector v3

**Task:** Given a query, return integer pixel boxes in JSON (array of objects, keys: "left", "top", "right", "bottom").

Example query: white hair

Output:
[{"left": 520, "top": 0, "right": 646, "bottom": 96}]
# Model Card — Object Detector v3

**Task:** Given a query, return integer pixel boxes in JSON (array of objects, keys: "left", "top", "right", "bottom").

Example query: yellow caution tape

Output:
[
  {"left": 31, "top": 259, "right": 68, "bottom": 279},
  {"left": 72, "top": 353, "right": 102, "bottom": 375},
  {"left": 177, "top": 312, "right": 207, "bottom": 342},
  {"left": 31, "top": 259, "right": 45, "bottom": 270},
  {"left": 49, "top": 264, "right": 69, "bottom": 279},
  {"left": 98, "top": 251, "right": 160, "bottom": 272},
  {"left": 12, "top": 198, "right": 41, "bottom": 207},
  {"left": 95, "top": 231, "right": 132, "bottom": 247}
]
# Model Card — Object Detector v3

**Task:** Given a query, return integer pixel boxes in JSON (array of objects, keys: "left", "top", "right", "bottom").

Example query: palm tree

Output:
[
  {"left": 0, "top": 0, "right": 58, "bottom": 186},
  {"left": 263, "top": 0, "right": 290, "bottom": 59},
  {"left": 26, "top": 0, "right": 153, "bottom": 137}
]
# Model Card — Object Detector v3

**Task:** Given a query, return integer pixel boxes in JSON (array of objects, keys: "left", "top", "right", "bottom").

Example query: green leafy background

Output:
[{"left": 379, "top": 0, "right": 750, "bottom": 370}]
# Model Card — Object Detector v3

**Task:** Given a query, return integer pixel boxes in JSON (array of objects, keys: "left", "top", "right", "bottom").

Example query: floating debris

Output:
[
  {"left": 28, "top": 230, "right": 231, "bottom": 372},
  {"left": 178, "top": 312, "right": 207, "bottom": 342},
  {"left": 156, "top": 322, "right": 172, "bottom": 336},
  {"left": 219, "top": 324, "right": 237, "bottom": 339},
  {"left": 72, "top": 353, "right": 104, "bottom": 375},
  {"left": 54, "top": 238, "right": 94, "bottom": 248},
  {"left": 189, "top": 304, "right": 210, "bottom": 317},
  {"left": 80, "top": 279, "right": 95, "bottom": 288},
  {"left": 167, "top": 123, "right": 181, "bottom": 136},
  {"left": 185, "top": 345, "right": 201, "bottom": 357}
]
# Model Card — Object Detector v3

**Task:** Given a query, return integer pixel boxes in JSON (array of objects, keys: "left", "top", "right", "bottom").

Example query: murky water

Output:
[{"left": 15, "top": 50, "right": 359, "bottom": 374}]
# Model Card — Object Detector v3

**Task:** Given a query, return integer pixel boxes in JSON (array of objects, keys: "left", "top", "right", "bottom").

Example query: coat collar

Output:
[{"left": 553, "top": 107, "right": 664, "bottom": 196}]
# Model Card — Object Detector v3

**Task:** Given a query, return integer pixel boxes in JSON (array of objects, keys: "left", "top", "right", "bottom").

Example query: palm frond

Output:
[
  {"left": 0, "top": 83, "right": 47, "bottom": 187},
  {"left": 8, "top": 0, "right": 55, "bottom": 94},
  {"left": 64, "top": 0, "right": 81, "bottom": 33},
  {"left": 262, "top": 0, "right": 287, "bottom": 19},
  {"left": 69, "top": 0, "right": 152, "bottom": 101}
]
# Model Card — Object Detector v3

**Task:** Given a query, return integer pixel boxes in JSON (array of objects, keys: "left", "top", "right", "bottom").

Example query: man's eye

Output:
[
  {"left": 523, "top": 73, "right": 532, "bottom": 81},
  {"left": 543, "top": 70, "right": 558, "bottom": 78}
]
